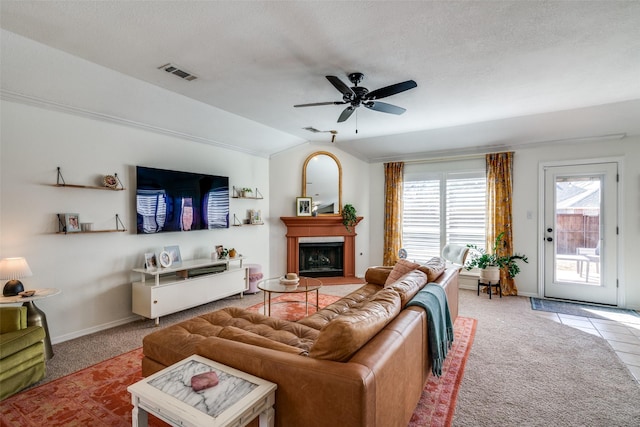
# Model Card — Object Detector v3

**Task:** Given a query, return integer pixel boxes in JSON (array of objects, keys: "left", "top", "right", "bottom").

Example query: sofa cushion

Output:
[
  {"left": 364, "top": 266, "right": 393, "bottom": 286},
  {"left": 309, "top": 288, "right": 401, "bottom": 362},
  {"left": 386, "top": 270, "right": 428, "bottom": 307},
  {"left": 417, "top": 257, "right": 446, "bottom": 282},
  {"left": 143, "top": 306, "right": 319, "bottom": 366},
  {"left": 219, "top": 307, "right": 319, "bottom": 351},
  {"left": 298, "top": 284, "right": 380, "bottom": 330},
  {"left": 384, "top": 259, "right": 421, "bottom": 286},
  {"left": 218, "top": 326, "right": 309, "bottom": 355}
]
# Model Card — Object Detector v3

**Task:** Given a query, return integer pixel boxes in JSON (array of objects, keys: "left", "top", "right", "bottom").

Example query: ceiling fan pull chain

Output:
[{"left": 356, "top": 109, "right": 359, "bottom": 134}]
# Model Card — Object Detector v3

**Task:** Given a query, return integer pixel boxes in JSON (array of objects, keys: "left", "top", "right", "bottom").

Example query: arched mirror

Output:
[{"left": 302, "top": 151, "right": 342, "bottom": 215}]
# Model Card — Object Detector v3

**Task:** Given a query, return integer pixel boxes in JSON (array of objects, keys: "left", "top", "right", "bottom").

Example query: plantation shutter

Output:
[
  {"left": 403, "top": 166, "right": 486, "bottom": 262},
  {"left": 446, "top": 172, "right": 486, "bottom": 249}
]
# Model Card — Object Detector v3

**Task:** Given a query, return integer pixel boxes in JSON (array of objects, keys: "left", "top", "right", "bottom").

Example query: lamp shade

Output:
[{"left": 0, "top": 257, "right": 33, "bottom": 280}]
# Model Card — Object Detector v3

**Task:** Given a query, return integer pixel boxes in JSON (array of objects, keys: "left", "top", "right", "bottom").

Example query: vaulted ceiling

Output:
[{"left": 2, "top": 1, "right": 639, "bottom": 161}]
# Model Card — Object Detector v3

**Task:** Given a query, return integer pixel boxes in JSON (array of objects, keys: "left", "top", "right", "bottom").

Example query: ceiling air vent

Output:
[{"left": 157, "top": 63, "right": 198, "bottom": 81}]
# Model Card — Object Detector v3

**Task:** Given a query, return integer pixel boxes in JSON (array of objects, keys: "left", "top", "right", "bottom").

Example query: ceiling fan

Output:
[{"left": 294, "top": 72, "right": 417, "bottom": 123}]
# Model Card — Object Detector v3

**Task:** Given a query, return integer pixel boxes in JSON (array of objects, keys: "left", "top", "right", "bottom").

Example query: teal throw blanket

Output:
[{"left": 407, "top": 283, "right": 454, "bottom": 377}]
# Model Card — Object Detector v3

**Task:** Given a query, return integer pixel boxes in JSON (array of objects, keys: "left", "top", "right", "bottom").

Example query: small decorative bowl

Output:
[
  {"left": 19, "top": 290, "right": 36, "bottom": 298},
  {"left": 279, "top": 277, "right": 300, "bottom": 287}
]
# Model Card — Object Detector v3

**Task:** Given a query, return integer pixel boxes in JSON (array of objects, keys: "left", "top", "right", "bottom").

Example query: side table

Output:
[
  {"left": 477, "top": 279, "right": 501, "bottom": 299},
  {"left": 258, "top": 277, "right": 322, "bottom": 317},
  {"left": 128, "top": 354, "right": 277, "bottom": 427},
  {"left": 0, "top": 288, "right": 61, "bottom": 359}
]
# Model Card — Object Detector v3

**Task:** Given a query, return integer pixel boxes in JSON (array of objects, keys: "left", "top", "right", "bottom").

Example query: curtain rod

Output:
[{"left": 400, "top": 153, "right": 488, "bottom": 165}]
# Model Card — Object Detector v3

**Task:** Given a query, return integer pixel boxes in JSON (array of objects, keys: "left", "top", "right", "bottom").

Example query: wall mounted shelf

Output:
[
  {"left": 53, "top": 167, "right": 125, "bottom": 190},
  {"left": 56, "top": 213, "right": 126, "bottom": 234},
  {"left": 52, "top": 167, "right": 127, "bottom": 234},
  {"left": 232, "top": 186, "right": 263, "bottom": 199},
  {"left": 232, "top": 214, "right": 264, "bottom": 227}
]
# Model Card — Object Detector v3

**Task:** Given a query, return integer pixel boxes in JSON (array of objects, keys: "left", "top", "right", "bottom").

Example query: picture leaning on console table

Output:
[{"left": 131, "top": 257, "right": 247, "bottom": 325}]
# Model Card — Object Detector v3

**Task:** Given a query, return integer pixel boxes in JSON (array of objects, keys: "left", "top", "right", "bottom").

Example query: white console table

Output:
[{"left": 132, "top": 257, "right": 247, "bottom": 325}]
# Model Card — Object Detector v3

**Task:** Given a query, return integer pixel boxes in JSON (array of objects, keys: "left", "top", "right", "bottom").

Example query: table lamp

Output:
[{"left": 0, "top": 257, "right": 33, "bottom": 296}]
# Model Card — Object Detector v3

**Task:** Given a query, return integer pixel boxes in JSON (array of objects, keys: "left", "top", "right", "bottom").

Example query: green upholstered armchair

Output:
[{"left": 0, "top": 306, "right": 46, "bottom": 400}]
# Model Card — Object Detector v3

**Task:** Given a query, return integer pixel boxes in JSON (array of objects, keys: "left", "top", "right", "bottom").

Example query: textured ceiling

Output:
[{"left": 1, "top": 1, "right": 639, "bottom": 161}]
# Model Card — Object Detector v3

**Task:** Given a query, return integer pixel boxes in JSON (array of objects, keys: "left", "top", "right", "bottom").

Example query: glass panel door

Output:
[{"left": 543, "top": 163, "right": 617, "bottom": 305}]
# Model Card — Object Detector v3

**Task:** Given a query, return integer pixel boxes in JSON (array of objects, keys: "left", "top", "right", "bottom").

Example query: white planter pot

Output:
[{"left": 480, "top": 266, "right": 501, "bottom": 283}]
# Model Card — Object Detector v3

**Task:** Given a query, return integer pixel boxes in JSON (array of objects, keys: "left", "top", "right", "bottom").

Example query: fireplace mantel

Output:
[{"left": 280, "top": 216, "right": 362, "bottom": 278}]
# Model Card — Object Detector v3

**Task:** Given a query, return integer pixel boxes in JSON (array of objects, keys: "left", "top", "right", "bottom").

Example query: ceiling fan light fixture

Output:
[{"left": 294, "top": 72, "right": 417, "bottom": 123}]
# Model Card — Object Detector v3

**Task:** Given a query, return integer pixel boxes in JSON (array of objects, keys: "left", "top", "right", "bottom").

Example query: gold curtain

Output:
[
  {"left": 486, "top": 152, "right": 517, "bottom": 295},
  {"left": 383, "top": 162, "right": 404, "bottom": 266}
]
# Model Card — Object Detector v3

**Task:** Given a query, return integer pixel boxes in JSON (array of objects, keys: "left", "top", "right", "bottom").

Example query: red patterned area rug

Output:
[
  {"left": 246, "top": 293, "right": 342, "bottom": 320},
  {"left": 1, "top": 298, "right": 476, "bottom": 427},
  {"left": 409, "top": 316, "right": 477, "bottom": 427}
]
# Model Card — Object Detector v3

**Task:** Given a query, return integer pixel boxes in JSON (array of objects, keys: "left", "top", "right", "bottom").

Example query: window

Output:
[{"left": 402, "top": 160, "right": 486, "bottom": 262}]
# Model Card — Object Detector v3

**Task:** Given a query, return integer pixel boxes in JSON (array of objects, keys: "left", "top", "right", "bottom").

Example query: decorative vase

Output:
[
  {"left": 480, "top": 266, "right": 500, "bottom": 283},
  {"left": 229, "top": 249, "right": 237, "bottom": 258}
]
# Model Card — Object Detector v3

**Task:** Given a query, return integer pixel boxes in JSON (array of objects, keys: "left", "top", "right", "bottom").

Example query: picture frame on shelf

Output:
[
  {"left": 215, "top": 245, "right": 224, "bottom": 259},
  {"left": 296, "top": 197, "right": 312, "bottom": 217},
  {"left": 65, "top": 213, "right": 81, "bottom": 232},
  {"left": 144, "top": 253, "right": 158, "bottom": 269},
  {"left": 163, "top": 245, "right": 182, "bottom": 265},
  {"left": 250, "top": 209, "right": 262, "bottom": 224},
  {"left": 159, "top": 251, "right": 172, "bottom": 268}
]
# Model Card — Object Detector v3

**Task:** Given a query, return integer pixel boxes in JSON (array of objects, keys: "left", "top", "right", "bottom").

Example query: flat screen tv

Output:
[{"left": 136, "top": 166, "right": 229, "bottom": 234}]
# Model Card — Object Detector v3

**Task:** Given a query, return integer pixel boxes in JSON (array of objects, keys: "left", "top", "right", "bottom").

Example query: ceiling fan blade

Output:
[
  {"left": 326, "top": 76, "right": 355, "bottom": 98},
  {"left": 365, "top": 80, "right": 417, "bottom": 100},
  {"left": 294, "top": 101, "right": 346, "bottom": 107},
  {"left": 364, "top": 101, "right": 406, "bottom": 115},
  {"left": 337, "top": 106, "right": 355, "bottom": 122}
]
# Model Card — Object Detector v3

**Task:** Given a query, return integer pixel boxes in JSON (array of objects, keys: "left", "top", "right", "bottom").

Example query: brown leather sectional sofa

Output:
[{"left": 142, "top": 260, "right": 459, "bottom": 427}]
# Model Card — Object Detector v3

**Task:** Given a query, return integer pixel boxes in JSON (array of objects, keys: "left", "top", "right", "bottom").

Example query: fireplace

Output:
[
  {"left": 299, "top": 241, "right": 344, "bottom": 277},
  {"left": 280, "top": 216, "right": 362, "bottom": 279}
]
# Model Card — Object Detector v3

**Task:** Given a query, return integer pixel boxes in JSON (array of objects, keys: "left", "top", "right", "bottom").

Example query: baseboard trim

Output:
[{"left": 51, "top": 315, "right": 140, "bottom": 344}]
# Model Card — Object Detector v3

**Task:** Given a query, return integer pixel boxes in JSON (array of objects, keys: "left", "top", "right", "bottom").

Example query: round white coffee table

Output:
[
  {"left": 257, "top": 277, "right": 322, "bottom": 317},
  {"left": 0, "top": 288, "right": 61, "bottom": 359}
]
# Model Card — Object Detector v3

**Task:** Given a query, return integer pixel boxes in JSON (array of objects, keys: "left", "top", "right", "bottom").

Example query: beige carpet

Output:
[{"left": 453, "top": 290, "right": 640, "bottom": 426}]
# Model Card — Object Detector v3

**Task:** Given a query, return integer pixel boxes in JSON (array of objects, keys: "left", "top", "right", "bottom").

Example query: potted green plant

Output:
[
  {"left": 342, "top": 204, "right": 358, "bottom": 232},
  {"left": 241, "top": 188, "right": 253, "bottom": 198},
  {"left": 465, "top": 232, "right": 528, "bottom": 282}
]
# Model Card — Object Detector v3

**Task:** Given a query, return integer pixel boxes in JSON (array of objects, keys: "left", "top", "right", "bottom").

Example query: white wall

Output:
[
  {"left": 1, "top": 100, "right": 271, "bottom": 343},
  {"left": 368, "top": 137, "right": 640, "bottom": 310},
  {"left": 268, "top": 144, "right": 371, "bottom": 277}
]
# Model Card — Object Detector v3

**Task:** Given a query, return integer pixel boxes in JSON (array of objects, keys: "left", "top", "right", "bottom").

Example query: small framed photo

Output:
[
  {"left": 144, "top": 253, "right": 158, "bottom": 269},
  {"left": 65, "top": 213, "right": 81, "bottom": 233},
  {"left": 215, "top": 245, "right": 224, "bottom": 259},
  {"left": 159, "top": 251, "right": 172, "bottom": 268},
  {"left": 163, "top": 245, "right": 182, "bottom": 264},
  {"left": 296, "top": 197, "right": 312, "bottom": 217}
]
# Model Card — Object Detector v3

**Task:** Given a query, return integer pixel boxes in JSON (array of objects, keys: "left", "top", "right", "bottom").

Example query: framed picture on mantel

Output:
[{"left": 296, "top": 197, "right": 312, "bottom": 217}]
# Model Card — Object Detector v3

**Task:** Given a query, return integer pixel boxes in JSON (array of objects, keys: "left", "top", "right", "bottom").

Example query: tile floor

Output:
[{"left": 532, "top": 306, "right": 640, "bottom": 383}]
